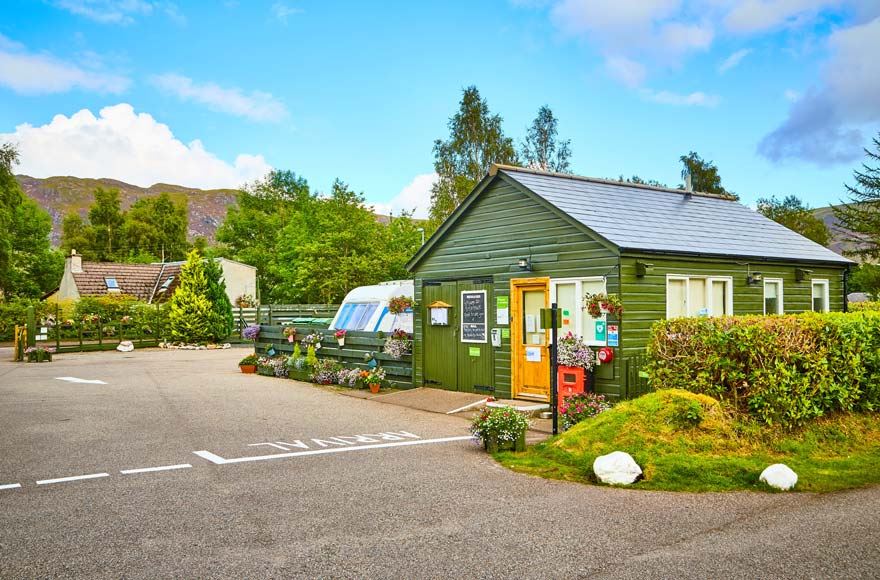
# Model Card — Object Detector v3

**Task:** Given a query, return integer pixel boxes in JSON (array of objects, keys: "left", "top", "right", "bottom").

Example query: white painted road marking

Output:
[
  {"left": 0, "top": 483, "right": 21, "bottom": 490},
  {"left": 120, "top": 463, "right": 192, "bottom": 475},
  {"left": 55, "top": 377, "right": 108, "bottom": 385},
  {"left": 194, "top": 435, "right": 473, "bottom": 465},
  {"left": 36, "top": 473, "right": 110, "bottom": 485}
]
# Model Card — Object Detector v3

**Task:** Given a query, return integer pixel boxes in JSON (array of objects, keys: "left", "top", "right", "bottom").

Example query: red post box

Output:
[{"left": 557, "top": 365, "right": 585, "bottom": 411}]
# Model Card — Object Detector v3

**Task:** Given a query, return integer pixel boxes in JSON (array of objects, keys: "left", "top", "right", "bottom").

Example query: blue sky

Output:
[{"left": 1, "top": 0, "right": 878, "bottom": 216}]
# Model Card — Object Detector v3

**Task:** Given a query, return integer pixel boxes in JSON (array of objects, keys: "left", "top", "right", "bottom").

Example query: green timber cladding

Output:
[{"left": 407, "top": 165, "right": 853, "bottom": 401}]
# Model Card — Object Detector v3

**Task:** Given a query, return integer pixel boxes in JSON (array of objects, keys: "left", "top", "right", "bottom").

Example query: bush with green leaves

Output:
[
  {"left": 168, "top": 250, "right": 215, "bottom": 344},
  {"left": 850, "top": 301, "right": 880, "bottom": 312},
  {"left": 0, "top": 298, "right": 51, "bottom": 340},
  {"left": 647, "top": 311, "right": 880, "bottom": 427},
  {"left": 470, "top": 406, "right": 530, "bottom": 445}
]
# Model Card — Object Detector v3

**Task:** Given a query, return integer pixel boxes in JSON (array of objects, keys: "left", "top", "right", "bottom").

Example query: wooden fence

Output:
[
  {"left": 47, "top": 304, "right": 166, "bottom": 353},
  {"left": 233, "top": 304, "right": 339, "bottom": 335},
  {"left": 253, "top": 325, "right": 413, "bottom": 389},
  {"left": 623, "top": 353, "right": 652, "bottom": 399}
]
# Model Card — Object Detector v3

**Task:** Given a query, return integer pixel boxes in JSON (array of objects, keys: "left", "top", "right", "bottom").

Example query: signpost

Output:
[{"left": 541, "top": 303, "right": 560, "bottom": 435}]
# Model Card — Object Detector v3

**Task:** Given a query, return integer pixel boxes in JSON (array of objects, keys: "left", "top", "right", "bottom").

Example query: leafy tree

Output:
[
  {"left": 679, "top": 151, "right": 737, "bottom": 199},
  {"left": 520, "top": 105, "right": 572, "bottom": 173},
  {"left": 757, "top": 195, "right": 830, "bottom": 246},
  {"left": 168, "top": 249, "right": 215, "bottom": 344},
  {"left": 849, "top": 263, "right": 880, "bottom": 297},
  {"left": 88, "top": 187, "right": 125, "bottom": 261},
  {"left": 203, "top": 257, "right": 234, "bottom": 340},
  {"left": 834, "top": 134, "right": 880, "bottom": 260},
  {"left": 216, "top": 170, "right": 314, "bottom": 301},
  {"left": 381, "top": 211, "right": 426, "bottom": 281},
  {"left": 0, "top": 143, "right": 23, "bottom": 295},
  {"left": 429, "top": 86, "right": 518, "bottom": 224},
  {"left": 618, "top": 175, "right": 668, "bottom": 188},
  {"left": 6, "top": 198, "right": 64, "bottom": 297},
  {"left": 122, "top": 193, "right": 188, "bottom": 261},
  {"left": 60, "top": 212, "right": 96, "bottom": 259}
]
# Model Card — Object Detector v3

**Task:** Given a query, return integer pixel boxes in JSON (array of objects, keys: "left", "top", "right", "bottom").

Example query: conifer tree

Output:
[
  {"left": 168, "top": 249, "right": 213, "bottom": 344},
  {"left": 203, "top": 257, "right": 234, "bottom": 340},
  {"left": 834, "top": 134, "right": 880, "bottom": 259}
]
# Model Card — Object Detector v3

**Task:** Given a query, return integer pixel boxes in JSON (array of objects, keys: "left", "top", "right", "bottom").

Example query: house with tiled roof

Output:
[{"left": 49, "top": 250, "right": 257, "bottom": 304}]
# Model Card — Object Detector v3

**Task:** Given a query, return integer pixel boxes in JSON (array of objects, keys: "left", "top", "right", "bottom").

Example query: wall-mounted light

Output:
[
  {"left": 795, "top": 268, "right": 813, "bottom": 282},
  {"left": 746, "top": 272, "right": 764, "bottom": 285},
  {"left": 517, "top": 257, "right": 531, "bottom": 271}
]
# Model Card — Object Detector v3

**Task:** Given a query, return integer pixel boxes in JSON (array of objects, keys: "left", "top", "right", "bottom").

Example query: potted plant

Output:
[
  {"left": 310, "top": 358, "right": 340, "bottom": 385},
  {"left": 301, "top": 332, "right": 322, "bottom": 350},
  {"left": 286, "top": 344, "right": 311, "bottom": 382},
  {"left": 243, "top": 324, "right": 261, "bottom": 341},
  {"left": 25, "top": 346, "right": 55, "bottom": 363},
  {"left": 256, "top": 356, "right": 276, "bottom": 376},
  {"left": 470, "top": 406, "right": 529, "bottom": 453},
  {"left": 334, "top": 329, "right": 347, "bottom": 347},
  {"left": 388, "top": 295, "right": 413, "bottom": 314},
  {"left": 283, "top": 326, "right": 297, "bottom": 343},
  {"left": 360, "top": 366, "right": 386, "bottom": 394},
  {"left": 383, "top": 329, "right": 412, "bottom": 360},
  {"left": 584, "top": 292, "right": 623, "bottom": 318},
  {"left": 238, "top": 354, "right": 258, "bottom": 373}
]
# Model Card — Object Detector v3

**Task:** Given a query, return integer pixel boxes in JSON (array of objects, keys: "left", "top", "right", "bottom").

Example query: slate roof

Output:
[
  {"left": 497, "top": 166, "right": 852, "bottom": 264},
  {"left": 73, "top": 262, "right": 183, "bottom": 302}
]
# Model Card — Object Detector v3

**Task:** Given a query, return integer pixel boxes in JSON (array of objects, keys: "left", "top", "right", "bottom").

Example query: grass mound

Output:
[{"left": 498, "top": 389, "right": 880, "bottom": 492}]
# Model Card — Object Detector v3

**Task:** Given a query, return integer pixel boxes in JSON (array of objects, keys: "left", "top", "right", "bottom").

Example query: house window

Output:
[
  {"left": 550, "top": 277, "right": 606, "bottom": 345},
  {"left": 161, "top": 276, "right": 174, "bottom": 289},
  {"left": 763, "top": 279, "right": 784, "bottom": 314},
  {"left": 105, "top": 277, "right": 119, "bottom": 290},
  {"left": 811, "top": 279, "right": 830, "bottom": 312},
  {"left": 666, "top": 275, "right": 732, "bottom": 318}
]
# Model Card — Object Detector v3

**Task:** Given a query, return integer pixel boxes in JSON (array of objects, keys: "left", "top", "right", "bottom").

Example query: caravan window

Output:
[{"left": 336, "top": 302, "right": 380, "bottom": 330}]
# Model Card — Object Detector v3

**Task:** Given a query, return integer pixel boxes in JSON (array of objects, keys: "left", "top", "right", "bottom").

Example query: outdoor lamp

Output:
[
  {"left": 517, "top": 257, "right": 531, "bottom": 271},
  {"left": 747, "top": 272, "right": 763, "bottom": 285}
]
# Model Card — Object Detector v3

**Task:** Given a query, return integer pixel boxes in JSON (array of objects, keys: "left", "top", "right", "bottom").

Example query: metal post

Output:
[
  {"left": 550, "top": 302, "right": 559, "bottom": 436},
  {"left": 55, "top": 302, "right": 61, "bottom": 351},
  {"left": 26, "top": 306, "right": 36, "bottom": 348}
]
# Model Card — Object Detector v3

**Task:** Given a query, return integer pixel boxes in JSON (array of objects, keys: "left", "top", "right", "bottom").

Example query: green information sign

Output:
[
  {"left": 496, "top": 296, "right": 508, "bottom": 309},
  {"left": 595, "top": 320, "right": 607, "bottom": 343},
  {"left": 469, "top": 346, "right": 481, "bottom": 357},
  {"left": 501, "top": 328, "right": 510, "bottom": 339}
]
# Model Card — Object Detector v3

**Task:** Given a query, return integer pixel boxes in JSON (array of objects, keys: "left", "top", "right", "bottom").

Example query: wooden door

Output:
[
  {"left": 456, "top": 280, "right": 494, "bottom": 394},
  {"left": 511, "top": 277, "right": 550, "bottom": 401},
  {"left": 422, "top": 281, "right": 458, "bottom": 390}
]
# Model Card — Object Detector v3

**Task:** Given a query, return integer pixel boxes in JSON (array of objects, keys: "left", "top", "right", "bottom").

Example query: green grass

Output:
[{"left": 497, "top": 389, "right": 880, "bottom": 493}]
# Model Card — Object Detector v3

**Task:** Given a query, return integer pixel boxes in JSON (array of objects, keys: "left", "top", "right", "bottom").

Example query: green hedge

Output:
[
  {"left": 647, "top": 312, "right": 880, "bottom": 427},
  {"left": 850, "top": 301, "right": 880, "bottom": 312},
  {"left": 0, "top": 298, "right": 52, "bottom": 341}
]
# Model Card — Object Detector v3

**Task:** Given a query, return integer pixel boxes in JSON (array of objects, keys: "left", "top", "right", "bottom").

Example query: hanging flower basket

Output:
[
  {"left": 584, "top": 292, "right": 623, "bottom": 318},
  {"left": 283, "top": 326, "right": 297, "bottom": 343},
  {"left": 388, "top": 295, "right": 413, "bottom": 314},
  {"left": 334, "top": 329, "right": 346, "bottom": 347}
]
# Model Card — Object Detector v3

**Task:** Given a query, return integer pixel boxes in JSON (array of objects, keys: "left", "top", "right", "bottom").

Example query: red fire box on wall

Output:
[{"left": 557, "top": 365, "right": 585, "bottom": 411}]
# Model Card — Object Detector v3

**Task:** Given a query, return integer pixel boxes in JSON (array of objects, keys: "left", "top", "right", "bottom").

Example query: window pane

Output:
[
  {"left": 667, "top": 279, "right": 687, "bottom": 318},
  {"left": 555, "top": 283, "right": 577, "bottom": 336},
  {"left": 711, "top": 280, "right": 728, "bottom": 316},
  {"left": 581, "top": 280, "right": 606, "bottom": 343},
  {"left": 689, "top": 278, "right": 707, "bottom": 316},
  {"left": 764, "top": 281, "right": 780, "bottom": 314},
  {"left": 523, "top": 290, "right": 545, "bottom": 345},
  {"left": 812, "top": 282, "right": 828, "bottom": 312}
]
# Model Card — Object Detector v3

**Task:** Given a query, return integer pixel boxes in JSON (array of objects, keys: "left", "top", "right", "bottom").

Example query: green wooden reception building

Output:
[{"left": 406, "top": 164, "right": 853, "bottom": 402}]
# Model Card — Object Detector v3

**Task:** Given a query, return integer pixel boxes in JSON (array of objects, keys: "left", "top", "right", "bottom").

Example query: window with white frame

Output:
[
  {"left": 811, "top": 279, "right": 830, "bottom": 312},
  {"left": 666, "top": 275, "right": 732, "bottom": 318},
  {"left": 550, "top": 277, "right": 606, "bottom": 345},
  {"left": 763, "top": 279, "right": 784, "bottom": 314}
]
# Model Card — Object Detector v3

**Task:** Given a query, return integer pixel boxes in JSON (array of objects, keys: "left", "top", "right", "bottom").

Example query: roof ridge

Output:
[{"left": 490, "top": 163, "right": 738, "bottom": 201}]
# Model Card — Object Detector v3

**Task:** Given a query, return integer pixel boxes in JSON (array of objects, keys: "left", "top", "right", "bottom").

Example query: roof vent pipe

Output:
[{"left": 684, "top": 172, "right": 693, "bottom": 199}]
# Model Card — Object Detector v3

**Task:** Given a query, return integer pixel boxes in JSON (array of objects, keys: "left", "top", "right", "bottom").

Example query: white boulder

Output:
[
  {"left": 116, "top": 341, "right": 134, "bottom": 352},
  {"left": 759, "top": 464, "right": 798, "bottom": 490},
  {"left": 593, "top": 451, "right": 642, "bottom": 485}
]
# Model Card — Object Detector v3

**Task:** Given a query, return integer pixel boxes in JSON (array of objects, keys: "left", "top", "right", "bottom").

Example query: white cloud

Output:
[
  {"left": 0, "top": 34, "right": 129, "bottom": 95},
  {"left": 151, "top": 73, "right": 288, "bottom": 122},
  {"left": 641, "top": 89, "right": 721, "bottom": 107},
  {"left": 718, "top": 48, "right": 753, "bottom": 73},
  {"left": 371, "top": 173, "right": 437, "bottom": 219},
  {"left": 723, "top": 0, "right": 839, "bottom": 33},
  {"left": 758, "top": 15, "right": 880, "bottom": 164},
  {"left": 784, "top": 88, "right": 801, "bottom": 101},
  {"left": 53, "top": 0, "right": 155, "bottom": 25},
  {"left": 605, "top": 56, "right": 646, "bottom": 88},
  {"left": 0, "top": 103, "right": 271, "bottom": 189},
  {"left": 271, "top": 2, "right": 303, "bottom": 24}
]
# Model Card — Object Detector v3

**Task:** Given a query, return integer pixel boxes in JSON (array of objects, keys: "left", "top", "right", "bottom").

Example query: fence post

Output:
[
  {"left": 55, "top": 302, "right": 61, "bottom": 351},
  {"left": 268, "top": 304, "right": 274, "bottom": 326},
  {"left": 26, "top": 306, "right": 36, "bottom": 348},
  {"left": 98, "top": 315, "right": 103, "bottom": 347}
]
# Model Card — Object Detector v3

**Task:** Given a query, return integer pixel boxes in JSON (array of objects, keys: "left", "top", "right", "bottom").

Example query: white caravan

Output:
[{"left": 329, "top": 280, "right": 414, "bottom": 333}]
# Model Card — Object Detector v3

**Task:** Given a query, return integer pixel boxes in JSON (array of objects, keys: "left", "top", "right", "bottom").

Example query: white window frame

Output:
[
  {"left": 763, "top": 278, "right": 784, "bottom": 314},
  {"left": 666, "top": 274, "right": 734, "bottom": 319},
  {"left": 811, "top": 279, "right": 830, "bottom": 312},
  {"left": 549, "top": 276, "right": 606, "bottom": 346},
  {"left": 460, "top": 289, "right": 488, "bottom": 344}
]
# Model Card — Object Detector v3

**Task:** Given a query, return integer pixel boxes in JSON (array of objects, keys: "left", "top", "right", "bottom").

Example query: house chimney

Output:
[{"left": 70, "top": 249, "right": 83, "bottom": 273}]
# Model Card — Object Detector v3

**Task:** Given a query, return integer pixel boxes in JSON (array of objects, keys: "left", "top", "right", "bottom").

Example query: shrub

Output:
[
  {"left": 850, "top": 301, "right": 880, "bottom": 312},
  {"left": 0, "top": 298, "right": 52, "bottom": 340},
  {"left": 647, "top": 311, "right": 880, "bottom": 427},
  {"left": 560, "top": 392, "right": 611, "bottom": 430},
  {"left": 168, "top": 250, "right": 214, "bottom": 344}
]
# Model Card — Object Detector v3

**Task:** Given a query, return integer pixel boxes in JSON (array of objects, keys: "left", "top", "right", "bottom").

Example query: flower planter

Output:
[
  {"left": 27, "top": 351, "right": 52, "bottom": 363},
  {"left": 239, "top": 364, "right": 256, "bottom": 374},
  {"left": 369, "top": 383, "right": 381, "bottom": 394},
  {"left": 288, "top": 369, "right": 311, "bottom": 382},
  {"left": 256, "top": 365, "right": 275, "bottom": 377},
  {"left": 336, "top": 337, "right": 345, "bottom": 347},
  {"left": 483, "top": 431, "right": 527, "bottom": 453},
  {"left": 288, "top": 335, "right": 295, "bottom": 343}
]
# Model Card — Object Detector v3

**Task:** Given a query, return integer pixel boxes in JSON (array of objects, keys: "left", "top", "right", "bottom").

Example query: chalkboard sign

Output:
[{"left": 461, "top": 290, "right": 487, "bottom": 343}]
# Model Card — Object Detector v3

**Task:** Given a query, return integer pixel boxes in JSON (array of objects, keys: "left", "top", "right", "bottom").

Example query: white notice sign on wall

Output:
[{"left": 525, "top": 347, "right": 541, "bottom": 362}]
